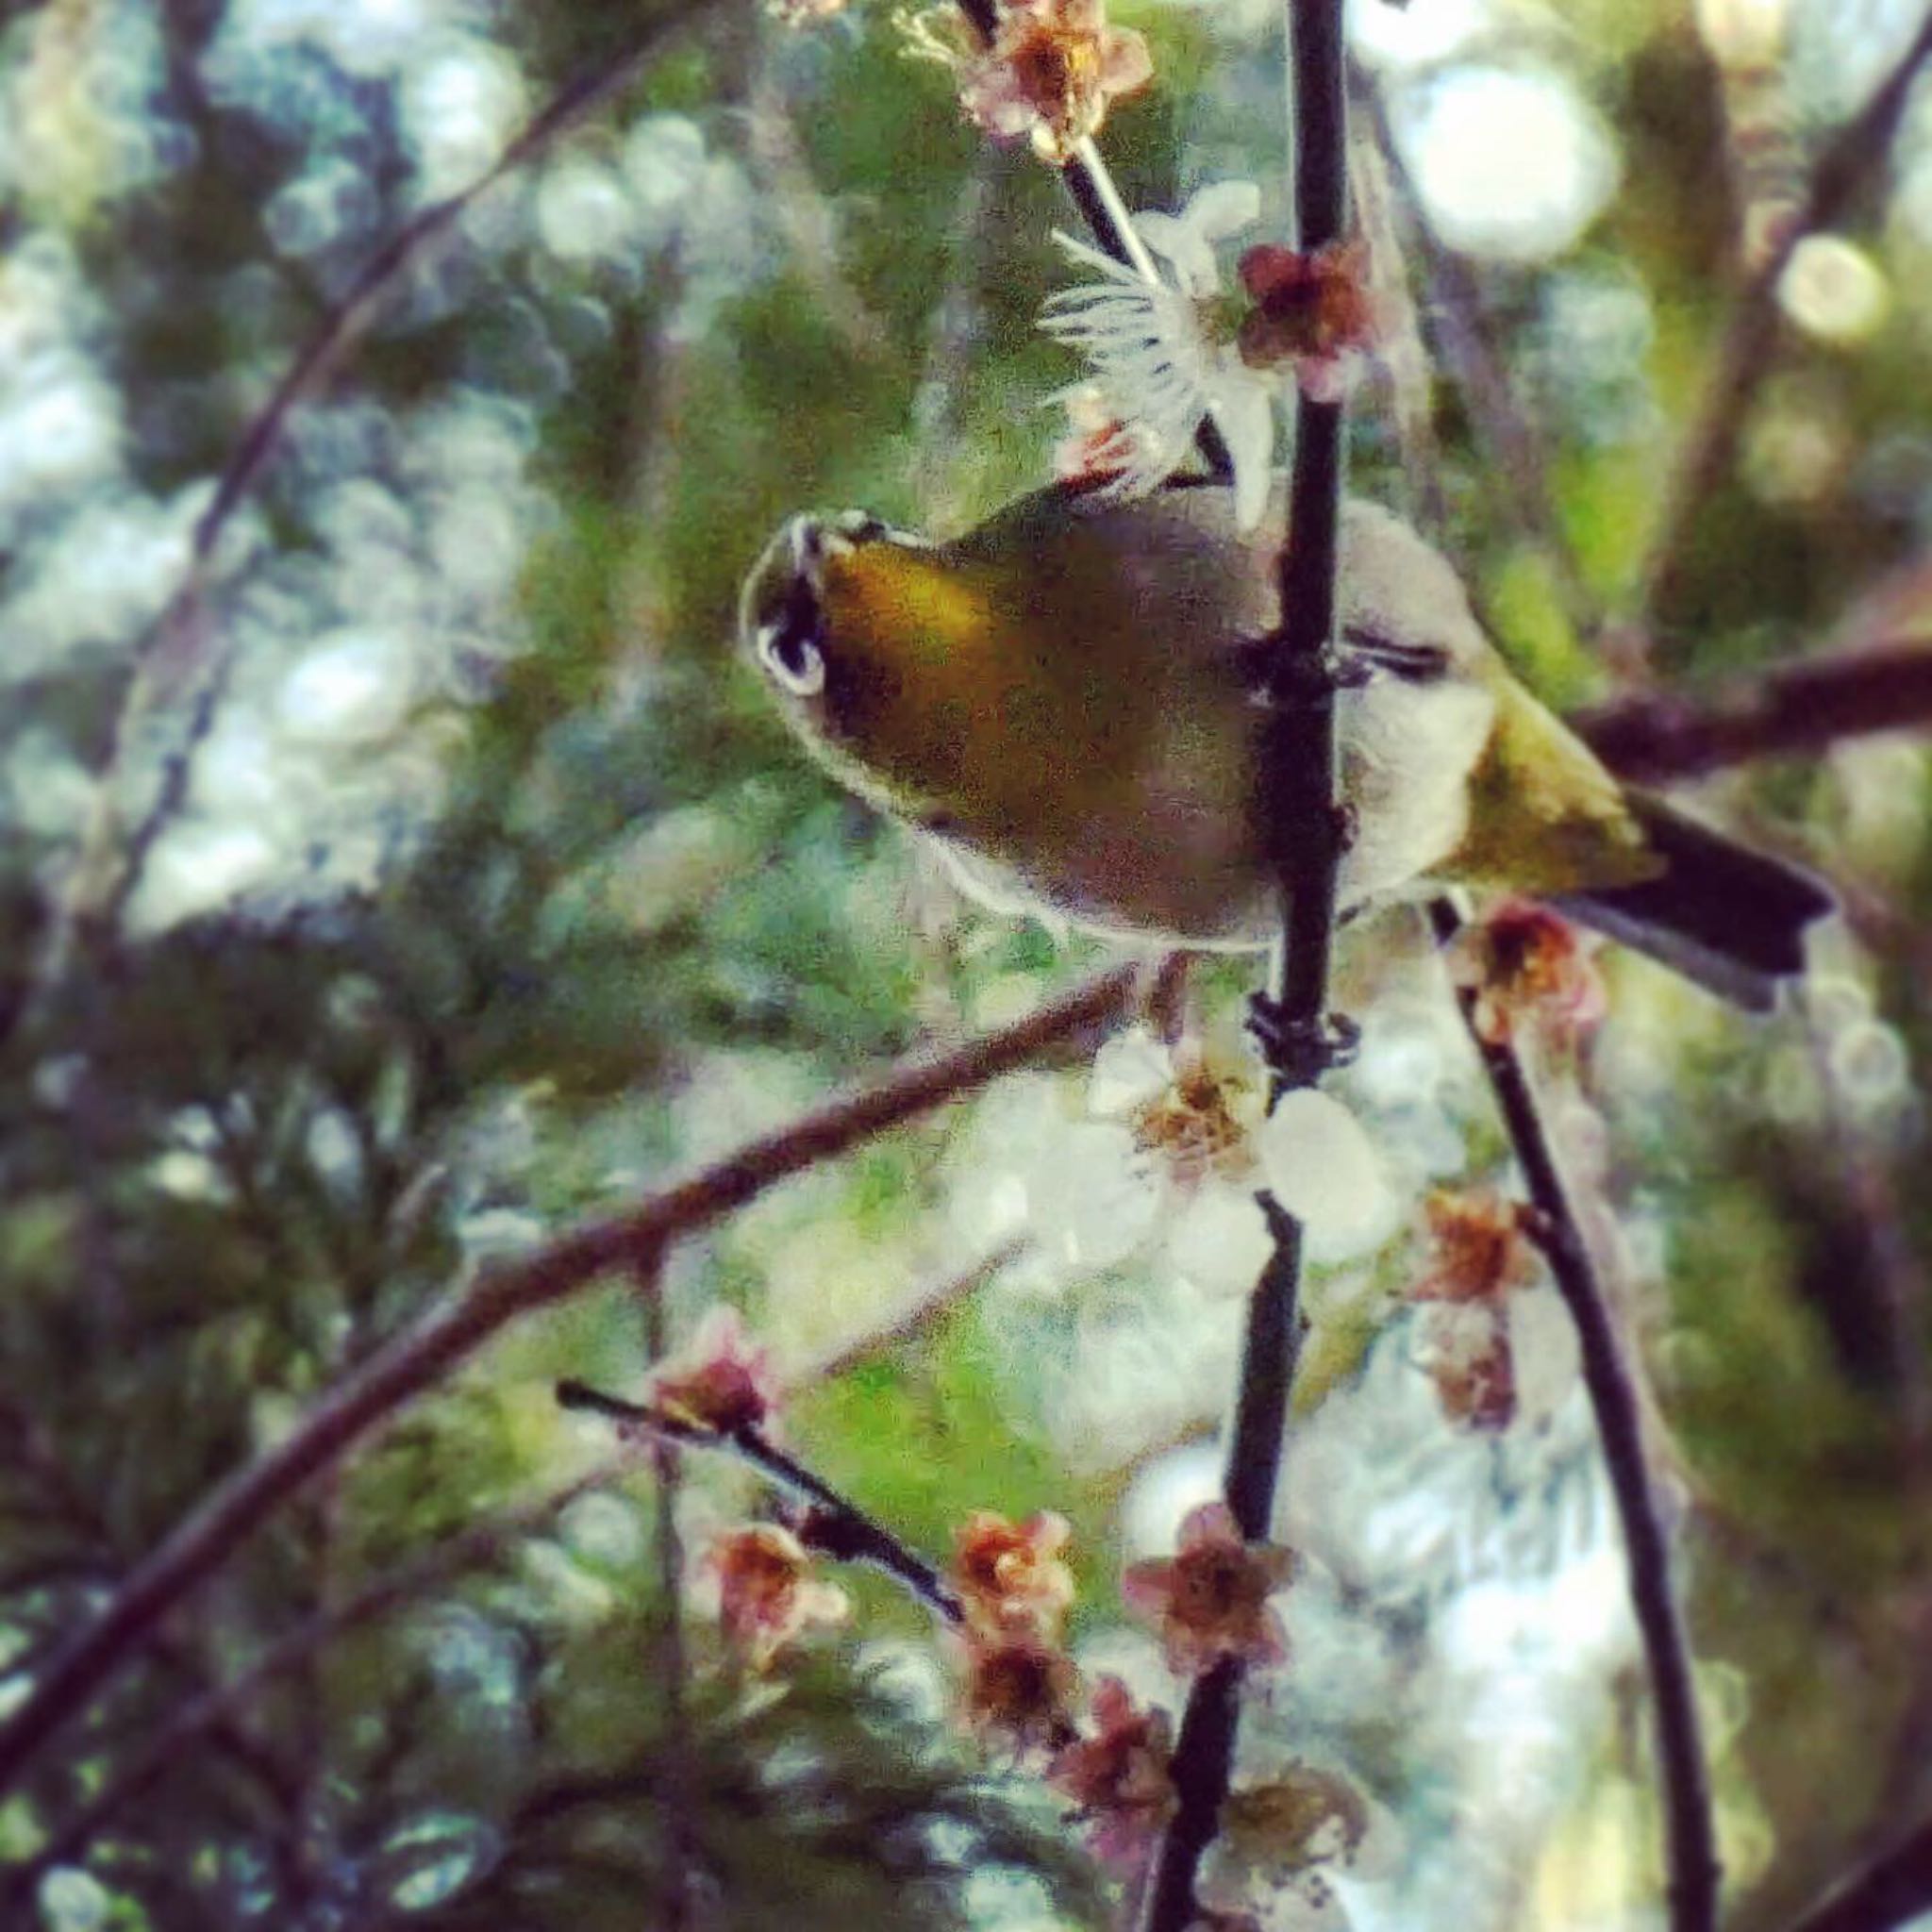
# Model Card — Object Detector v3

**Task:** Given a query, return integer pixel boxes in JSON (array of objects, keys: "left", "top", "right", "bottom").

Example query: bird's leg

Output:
[
  {"left": 1242, "top": 643, "right": 1372, "bottom": 703},
  {"left": 1243, "top": 1001, "right": 1360, "bottom": 1088},
  {"left": 1241, "top": 633, "right": 1370, "bottom": 1088}
]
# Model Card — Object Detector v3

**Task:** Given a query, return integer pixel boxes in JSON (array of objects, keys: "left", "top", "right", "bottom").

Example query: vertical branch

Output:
[
  {"left": 1137, "top": 5, "right": 1352, "bottom": 1928},
  {"left": 1429, "top": 898, "right": 1720, "bottom": 1932},
  {"left": 1264, "top": 0, "right": 1350, "bottom": 1048},
  {"left": 1788, "top": 1810, "right": 1932, "bottom": 1932}
]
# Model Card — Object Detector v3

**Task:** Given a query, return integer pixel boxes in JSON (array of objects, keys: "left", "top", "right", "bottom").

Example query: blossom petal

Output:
[
  {"left": 1088, "top": 1027, "right": 1176, "bottom": 1117},
  {"left": 1257, "top": 1090, "right": 1395, "bottom": 1257},
  {"left": 1215, "top": 375, "right": 1278, "bottom": 531},
  {"left": 1178, "top": 1500, "right": 1238, "bottom": 1550},
  {"left": 1133, "top": 208, "right": 1217, "bottom": 296},
  {"left": 1098, "top": 25, "right": 1153, "bottom": 93},
  {"left": 1185, "top": 177, "right": 1263, "bottom": 244},
  {"left": 1119, "top": 1557, "right": 1177, "bottom": 1616}
]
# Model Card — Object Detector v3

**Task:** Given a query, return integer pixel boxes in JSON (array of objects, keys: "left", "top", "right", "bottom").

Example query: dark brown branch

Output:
[
  {"left": 1429, "top": 898, "right": 1719, "bottom": 1932},
  {"left": 1633, "top": 3, "right": 1932, "bottom": 638},
  {"left": 1137, "top": 6, "right": 1350, "bottom": 1927},
  {"left": 0, "top": 964, "right": 1137, "bottom": 1800},
  {"left": 1788, "top": 1810, "right": 1932, "bottom": 1932},
  {"left": 556, "top": 1382, "right": 965, "bottom": 1623},
  {"left": 1571, "top": 641, "right": 1932, "bottom": 784}
]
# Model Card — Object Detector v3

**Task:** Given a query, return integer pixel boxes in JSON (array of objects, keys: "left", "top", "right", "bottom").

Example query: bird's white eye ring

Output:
[{"left": 757, "top": 619, "right": 826, "bottom": 697}]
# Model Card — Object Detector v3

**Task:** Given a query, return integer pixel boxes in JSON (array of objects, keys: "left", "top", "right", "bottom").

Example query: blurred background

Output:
[{"left": 3, "top": 0, "right": 1932, "bottom": 1925}]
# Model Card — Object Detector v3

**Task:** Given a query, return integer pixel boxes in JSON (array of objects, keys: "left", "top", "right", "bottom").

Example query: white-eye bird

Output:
[{"left": 738, "top": 477, "right": 1831, "bottom": 1008}]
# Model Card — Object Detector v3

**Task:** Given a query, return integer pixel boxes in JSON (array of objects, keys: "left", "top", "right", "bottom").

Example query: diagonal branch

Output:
[
  {"left": 1429, "top": 897, "right": 1719, "bottom": 1932},
  {"left": 35, "top": 0, "right": 723, "bottom": 999},
  {"left": 555, "top": 1381, "right": 965, "bottom": 1623},
  {"left": 1787, "top": 1813, "right": 1932, "bottom": 1932},
  {"left": 0, "top": 963, "right": 1138, "bottom": 1802},
  {"left": 1632, "top": 1, "right": 1932, "bottom": 640}
]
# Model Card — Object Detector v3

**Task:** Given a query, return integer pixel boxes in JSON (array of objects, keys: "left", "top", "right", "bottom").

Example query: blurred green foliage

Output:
[{"left": 3, "top": 0, "right": 1932, "bottom": 1928}]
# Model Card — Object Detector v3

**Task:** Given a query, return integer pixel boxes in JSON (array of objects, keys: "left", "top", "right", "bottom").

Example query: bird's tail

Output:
[{"left": 1552, "top": 796, "right": 1835, "bottom": 1011}]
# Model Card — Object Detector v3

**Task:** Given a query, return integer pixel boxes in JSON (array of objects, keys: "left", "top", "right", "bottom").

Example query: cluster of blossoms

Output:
[
  {"left": 644, "top": 1309, "right": 858, "bottom": 1672},
  {"left": 891, "top": 0, "right": 1382, "bottom": 519},
  {"left": 617, "top": 1243, "right": 1404, "bottom": 1909},
  {"left": 959, "top": 1024, "right": 1393, "bottom": 1306},
  {"left": 952, "top": 1507, "right": 1081, "bottom": 1747},
  {"left": 902, "top": 0, "right": 1152, "bottom": 164},
  {"left": 951, "top": 1496, "right": 1305, "bottom": 1883},
  {"left": 1410, "top": 1189, "right": 1544, "bottom": 1431},
  {"left": 641, "top": 885, "right": 1594, "bottom": 1872},
  {"left": 1444, "top": 899, "right": 1608, "bottom": 1053}
]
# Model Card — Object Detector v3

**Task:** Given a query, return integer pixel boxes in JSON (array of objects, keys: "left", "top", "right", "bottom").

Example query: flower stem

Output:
[
  {"left": 555, "top": 1381, "right": 965, "bottom": 1624},
  {"left": 951, "top": 0, "right": 1234, "bottom": 479},
  {"left": 1429, "top": 896, "right": 1720, "bottom": 1932}
]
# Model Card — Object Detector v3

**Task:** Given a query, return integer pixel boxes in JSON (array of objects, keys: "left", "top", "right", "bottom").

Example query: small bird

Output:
[{"left": 739, "top": 477, "right": 1831, "bottom": 1009}]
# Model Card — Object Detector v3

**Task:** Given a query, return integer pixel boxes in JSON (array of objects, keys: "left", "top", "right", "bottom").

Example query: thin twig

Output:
[
  {"left": 786, "top": 1238, "right": 1026, "bottom": 1389},
  {"left": 1428, "top": 896, "right": 1720, "bottom": 1932},
  {"left": 0, "top": 964, "right": 1137, "bottom": 1800},
  {"left": 33, "top": 0, "right": 722, "bottom": 1000},
  {"left": 556, "top": 1382, "right": 965, "bottom": 1623},
  {"left": 951, "top": 0, "right": 1233, "bottom": 480},
  {"left": 1257, "top": 0, "right": 1350, "bottom": 1068},
  {"left": 1571, "top": 641, "right": 1932, "bottom": 783},
  {"left": 1632, "top": 1, "right": 1932, "bottom": 641},
  {"left": 1137, "top": 5, "right": 1351, "bottom": 1926},
  {"left": 0, "top": 1452, "right": 642, "bottom": 1902},
  {"left": 1362, "top": 77, "right": 1598, "bottom": 635}
]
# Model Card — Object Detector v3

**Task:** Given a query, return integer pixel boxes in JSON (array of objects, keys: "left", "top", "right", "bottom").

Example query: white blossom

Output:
[
  {"left": 1257, "top": 1090, "right": 1400, "bottom": 1263},
  {"left": 1040, "top": 180, "right": 1279, "bottom": 528}
]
